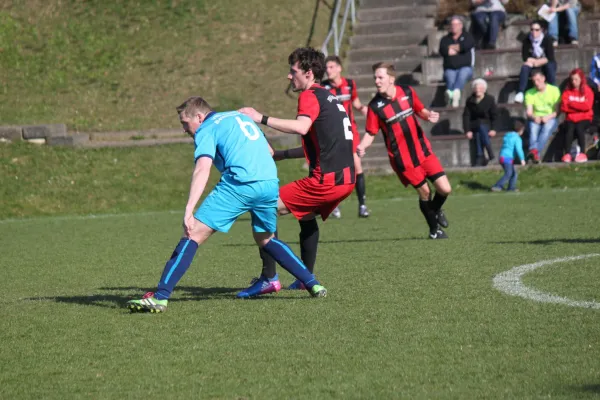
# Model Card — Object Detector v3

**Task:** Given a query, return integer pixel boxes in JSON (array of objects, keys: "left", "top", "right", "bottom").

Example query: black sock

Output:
[
  {"left": 299, "top": 219, "right": 319, "bottom": 273},
  {"left": 355, "top": 173, "right": 366, "bottom": 206},
  {"left": 260, "top": 231, "right": 277, "bottom": 279},
  {"left": 430, "top": 192, "right": 448, "bottom": 213},
  {"left": 419, "top": 199, "right": 438, "bottom": 234}
]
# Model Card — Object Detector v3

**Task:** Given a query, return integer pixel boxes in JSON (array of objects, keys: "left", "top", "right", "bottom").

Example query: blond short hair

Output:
[{"left": 372, "top": 62, "right": 396, "bottom": 78}]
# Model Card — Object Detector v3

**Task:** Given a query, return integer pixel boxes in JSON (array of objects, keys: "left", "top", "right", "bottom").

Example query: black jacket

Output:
[
  {"left": 521, "top": 35, "right": 555, "bottom": 63},
  {"left": 439, "top": 30, "right": 475, "bottom": 70},
  {"left": 462, "top": 93, "right": 499, "bottom": 132}
]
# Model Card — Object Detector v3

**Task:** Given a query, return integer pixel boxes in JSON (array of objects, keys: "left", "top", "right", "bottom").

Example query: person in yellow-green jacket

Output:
[{"left": 524, "top": 69, "right": 561, "bottom": 163}]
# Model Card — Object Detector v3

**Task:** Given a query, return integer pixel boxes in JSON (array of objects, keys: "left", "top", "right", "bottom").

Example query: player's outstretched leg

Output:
[
  {"left": 237, "top": 234, "right": 282, "bottom": 298},
  {"left": 416, "top": 183, "right": 447, "bottom": 239},
  {"left": 254, "top": 233, "right": 326, "bottom": 298},
  {"left": 288, "top": 218, "right": 320, "bottom": 290},
  {"left": 355, "top": 155, "right": 369, "bottom": 218},
  {"left": 127, "top": 237, "right": 199, "bottom": 313}
]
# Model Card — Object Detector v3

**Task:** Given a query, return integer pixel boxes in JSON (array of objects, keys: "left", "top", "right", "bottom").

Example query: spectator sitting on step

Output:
[
  {"left": 463, "top": 78, "right": 499, "bottom": 166},
  {"left": 471, "top": 0, "right": 509, "bottom": 50},
  {"left": 560, "top": 68, "right": 594, "bottom": 163},
  {"left": 514, "top": 20, "right": 556, "bottom": 104},
  {"left": 491, "top": 118, "right": 526, "bottom": 192},
  {"left": 524, "top": 69, "right": 561, "bottom": 163},
  {"left": 439, "top": 15, "right": 475, "bottom": 108},
  {"left": 547, "top": 0, "right": 581, "bottom": 47},
  {"left": 590, "top": 52, "right": 600, "bottom": 92}
]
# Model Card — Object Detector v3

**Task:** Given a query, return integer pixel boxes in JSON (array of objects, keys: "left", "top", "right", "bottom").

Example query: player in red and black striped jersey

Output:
[
  {"left": 322, "top": 55, "right": 370, "bottom": 218},
  {"left": 239, "top": 47, "right": 355, "bottom": 296},
  {"left": 357, "top": 62, "right": 452, "bottom": 239}
]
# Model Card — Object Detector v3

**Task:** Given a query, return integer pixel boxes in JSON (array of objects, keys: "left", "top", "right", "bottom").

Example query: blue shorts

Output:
[{"left": 195, "top": 178, "right": 279, "bottom": 233}]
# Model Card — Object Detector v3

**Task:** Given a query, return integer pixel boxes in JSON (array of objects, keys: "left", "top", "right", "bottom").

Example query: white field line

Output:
[
  {"left": 493, "top": 254, "right": 600, "bottom": 309},
  {"left": 2, "top": 186, "right": 599, "bottom": 225}
]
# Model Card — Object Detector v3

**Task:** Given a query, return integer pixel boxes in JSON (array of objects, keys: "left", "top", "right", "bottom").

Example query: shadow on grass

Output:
[
  {"left": 458, "top": 180, "right": 491, "bottom": 191},
  {"left": 220, "top": 237, "right": 424, "bottom": 247},
  {"left": 494, "top": 238, "right": 600, "bottom": 245},
  {"left": 24, "top": 285, "right": 315, "bottom": 309},
  {"left": 572, "top": 384, "right": 600, "bottom": 393}
]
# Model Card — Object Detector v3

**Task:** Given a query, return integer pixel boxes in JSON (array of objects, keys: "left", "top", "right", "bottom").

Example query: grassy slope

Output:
[
  {"left": 2, "top": 141, "right": 600, "bottom": 219},
  {"left": 0, "top": 0, "right": 329, "bottom": 132}
]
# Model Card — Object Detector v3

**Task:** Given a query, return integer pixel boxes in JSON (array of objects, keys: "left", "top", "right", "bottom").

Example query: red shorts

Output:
[
  {"left": 280, "top": 177, "right": 355, "bottom": 221},
  {"left": 395, "top": 154, "right": 446, "bottom": 188}
]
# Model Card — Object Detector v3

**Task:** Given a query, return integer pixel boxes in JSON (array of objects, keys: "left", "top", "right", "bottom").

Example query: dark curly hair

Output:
[{"left": 288, "top": 47, "right": 326, "bottom": 82}]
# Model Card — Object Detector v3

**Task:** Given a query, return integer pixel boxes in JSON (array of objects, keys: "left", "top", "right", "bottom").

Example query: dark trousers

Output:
[
  {"left": 518, "top": 62, "right": 557, "bottom": 93},
  {"left": 471, "top": 11, "right": 506, "bottom": 48},
  {"left": 473, "top": 124, "right": 494, "bottom": 159},
  {"left": 563, "top": 120, "right": 590, "bottom": 154}
]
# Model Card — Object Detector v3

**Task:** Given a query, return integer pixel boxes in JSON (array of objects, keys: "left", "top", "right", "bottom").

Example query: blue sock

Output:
[
  {"left": 155, "top": 238, "right": 199, "bottom": 300},
  {"left": 262, "top": 238, "right": 318, "bottom": 289}
]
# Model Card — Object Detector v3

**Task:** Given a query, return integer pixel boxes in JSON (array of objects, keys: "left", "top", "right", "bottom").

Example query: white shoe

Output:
[
  {"left": 444, "top": 89, "right": 453, "bottom": 106},
  {"left": 514, "top": 92, "right": 524, "bottom": 103},
  {"left": 331, "top": 207, "right": 341, "bottom": 219},
  {"left": 451, "top": 89, "right": 461, "bottom": 108}
]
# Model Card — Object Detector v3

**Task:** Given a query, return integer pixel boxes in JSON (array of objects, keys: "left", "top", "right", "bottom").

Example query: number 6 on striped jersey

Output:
[{"left": 337, "top": 103, "right": 353, "bottom": 140}]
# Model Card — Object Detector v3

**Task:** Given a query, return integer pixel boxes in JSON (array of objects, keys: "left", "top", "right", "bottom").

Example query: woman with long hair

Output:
[{"left": 560, "top": 68, "right": 594, "bottom": 162}]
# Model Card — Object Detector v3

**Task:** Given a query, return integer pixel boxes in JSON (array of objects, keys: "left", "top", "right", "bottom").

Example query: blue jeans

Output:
[
  {"left": 548, "top": 5, "right": 580, "bottom": 41},
  {"left": 474, "top": 124, "right": 492, "bottom": 157},
  {"left": 518, "top": 62, "right": 557, "bottom": 92},
  {"left": 494, "top": 159, "right": 518, "bottom": 190},
  {"left": 528, "top": 118, "right": 557, "bottom": 154},
  {"left": 471, "top": 11, "right": 506, "bottom": 47},
  {"left": 444, "top": 66, "right": 473, "bottom": 91}
]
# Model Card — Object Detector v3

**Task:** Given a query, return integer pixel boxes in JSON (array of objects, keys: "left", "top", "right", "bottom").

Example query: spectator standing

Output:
[
  {"left": 590, "top": 52, "right": 600, "bottom": 91},
  {"left": 471, "top": 0, "right": 509, "bottom": 50},
  {"left": 463, "top": 78, "right": 499, "bottom": 165},
  {"left": 514, "top": 20, "right": 556, "bottom": 104},
  {"left": 491, "top": 119, "right": 526, "bottom": 192},
  {"left": 525, "top": 70, "right": 561, "bottom": 163},
  {"left": 547, "top": 0, "right": 581, "bottom": 46},
  {"left": 439, "top": 16, "right": 475, "bottom": 108},
  {"left": 560, "top": 68, "right": 594, "bottom": 162}
]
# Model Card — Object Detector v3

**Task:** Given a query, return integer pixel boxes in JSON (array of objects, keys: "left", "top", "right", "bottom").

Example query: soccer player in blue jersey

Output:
[{"left": 126, "top": 97, "right": 327, "bottom": 313}]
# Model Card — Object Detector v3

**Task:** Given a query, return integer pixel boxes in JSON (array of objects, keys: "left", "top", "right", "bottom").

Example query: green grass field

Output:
[{"left": 2, "top": 143, "right": 600, "bottom": 399}]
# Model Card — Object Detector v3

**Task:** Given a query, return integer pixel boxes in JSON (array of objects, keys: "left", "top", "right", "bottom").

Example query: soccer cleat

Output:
[
  {"left": 331, "top": 207, "right": 342, "bottom": 219},
  {"left": 236, "top": 275, "right": 281, "bottom": 298},
  {"left": 436, "top": 209, "right": 449, "bottom": 228},
  {"left": 575, "top": 153, "right": 588, "bottom": 163},
  {"left": 287, "top": 279, "right": 306, "bottom": 290},
  {"left": 309, "top": 284, "right": 327, "bottom": 298},
  {"left": 126, "top": 292, "right": 168, "bottom": 313},
  {"left": 358, "top": 205, "right": 370, "bottom": 218},
  {"left": 561, "top": 153, "right": 572, "bottom": 163},
  {"left": 429, "top": 229, "right": 448, "bottom": 240}
]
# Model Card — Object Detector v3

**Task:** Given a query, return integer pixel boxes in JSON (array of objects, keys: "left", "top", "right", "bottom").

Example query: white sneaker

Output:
[
  {"left": 331, "top": 207, "right": 341, "bottom": 219},
  {"left": 444, "top": 89, "right": 453, "bottom": 106},
  {"left": 514, "top": 92, "right": 524, "bottom": 103},
  {"left": 451, "top": 89, "right": 461, "bottom": 108}
]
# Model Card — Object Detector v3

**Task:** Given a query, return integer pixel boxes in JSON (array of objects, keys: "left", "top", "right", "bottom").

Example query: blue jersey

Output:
[{"left": 193, "top": 111, "right": 278, "bottom": 183}]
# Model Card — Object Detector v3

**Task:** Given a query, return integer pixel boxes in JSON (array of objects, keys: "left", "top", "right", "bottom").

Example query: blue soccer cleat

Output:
[
  {"left": 287, "top": 279, "right": 306, "bottom": 290},
  {"left": 237, "top": 275, "right": 282, "bottom": 298}
]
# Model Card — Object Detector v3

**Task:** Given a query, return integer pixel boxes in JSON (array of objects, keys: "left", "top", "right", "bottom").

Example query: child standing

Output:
[{"left": 491, "top": 119, "right": 526, "bottom": 192}]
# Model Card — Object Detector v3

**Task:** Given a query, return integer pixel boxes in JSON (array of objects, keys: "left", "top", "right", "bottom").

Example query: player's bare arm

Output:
[
  {"left": 357, "top": 133, "right": 376, "bottom": 157},
  {"left": 239, "top": 107, "right": 312, "bottom": 135},
  {"left": 417, "top": 108, "right": 440, "bottom": 123},
  {"left": 273, "top": 147, "right": 305, "bottom": 161},
  {"left": 352, "top": 98, "right": 368, "bottom": 116},
  {"left": 184, "top": 157, "right": 213, "bottom": 237}
]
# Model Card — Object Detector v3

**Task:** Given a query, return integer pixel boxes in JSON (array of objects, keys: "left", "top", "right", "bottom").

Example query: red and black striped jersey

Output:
[
  {"left": 365, "top": 85, "right": 433, "bottom": 172},
  {"left": 322, "top": 77, "right": 358, "bottom": 133},
  {"left": 297, "top": 84, "right": 355, "bottom": 185}
]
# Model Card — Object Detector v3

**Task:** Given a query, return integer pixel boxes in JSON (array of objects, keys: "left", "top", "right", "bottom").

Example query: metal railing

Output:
[{"left": 321, "top": 0, "right": 356, "bottom": 57}]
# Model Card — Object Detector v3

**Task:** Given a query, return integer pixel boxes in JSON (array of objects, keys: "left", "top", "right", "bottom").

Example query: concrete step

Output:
[
  {"left": 421, "top": 47, "right": 598, "bottom": 83},
  {"left": 357, "top": 5, "right": 437, "bottom": 22},
  {"left": 351, "top": 72, "right": 421, "bottom": 90},
  {"left": 355, "top": 18, "right": 434, "bottom": 36},
  {"left": 360, "top": 0, "right": 438, "bottom": 9},
  {"left": 89, "top": 129, "right": 186, "bottom": 142},
  {"left": 351, "top": 31, "right": 434, "bottom": 49},
  {"left": 347, "top": 58, "right": 422, "bottom": 75},
  {"left": 82, "top": 137, "right": 192, "bottom": 148},
  {"left": 348, "top": 45, "right": 427, "bottom": 63}
]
